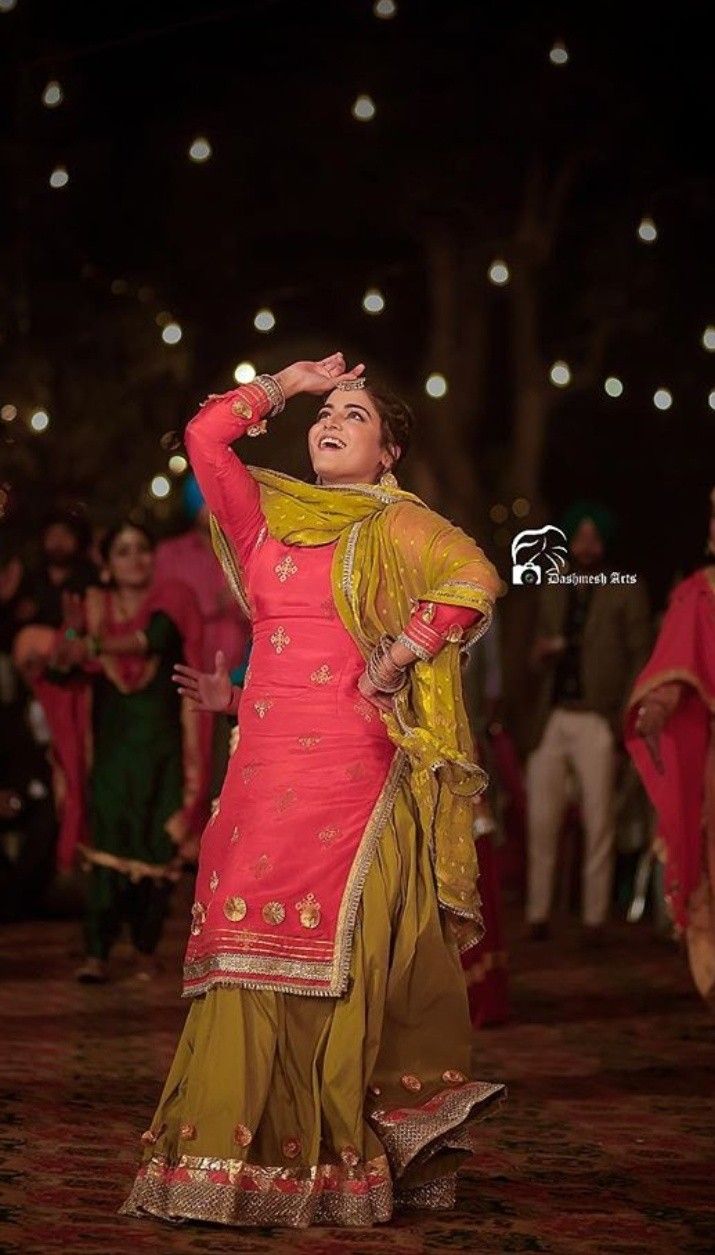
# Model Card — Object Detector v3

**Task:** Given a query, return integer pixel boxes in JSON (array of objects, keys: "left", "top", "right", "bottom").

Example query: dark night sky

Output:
[{"left": 1, "top": 0, "right": 713, "bottom": 605}]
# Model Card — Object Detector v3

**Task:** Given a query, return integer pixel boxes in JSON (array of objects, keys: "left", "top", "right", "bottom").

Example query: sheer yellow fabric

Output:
[{"left": 211, "top": 468, "right": 504, "bottom": 944}]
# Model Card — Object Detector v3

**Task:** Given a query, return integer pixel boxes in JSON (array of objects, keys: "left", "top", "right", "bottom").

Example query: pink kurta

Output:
[{"left": 184, "top": 386, "right": 479, "bottom": 998}]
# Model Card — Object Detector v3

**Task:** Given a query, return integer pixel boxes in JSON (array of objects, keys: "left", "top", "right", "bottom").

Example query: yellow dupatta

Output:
[{"left": 211, "top": 467, "right": 504, "bottom": 937}]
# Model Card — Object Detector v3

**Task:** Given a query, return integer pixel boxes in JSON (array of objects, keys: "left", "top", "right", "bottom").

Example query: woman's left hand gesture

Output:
[
  {"left": 275, "top": 353, "right": 364, "bottom": 400},
  {"left": 357, "top": 669, "right": 395, "bottom": 714}
]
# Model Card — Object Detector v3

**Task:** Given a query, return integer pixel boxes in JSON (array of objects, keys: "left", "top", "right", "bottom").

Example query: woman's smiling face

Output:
[{"left": 307, "top": 387, "right": 398, "bottom": 485}]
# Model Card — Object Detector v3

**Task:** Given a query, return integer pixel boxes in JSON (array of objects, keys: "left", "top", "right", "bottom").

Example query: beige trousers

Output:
[{"left": 526, "top": 708, "right": 616, "bottom": 926}]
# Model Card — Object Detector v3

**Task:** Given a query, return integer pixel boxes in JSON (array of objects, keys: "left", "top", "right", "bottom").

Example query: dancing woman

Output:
[{"left": 122, "top": 353, "right": 505, "bottom": 1226}]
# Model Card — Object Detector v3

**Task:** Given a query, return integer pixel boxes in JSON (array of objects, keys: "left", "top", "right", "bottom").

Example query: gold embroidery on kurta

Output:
[
  {"left": 262, "top": 901, "right": 286, "bottom": 925},
  {"left": 223, "top": 896, "right": 248, "bottom": 922},
  {"left": 230, "top": 825, "right": 241, "bottom": 843},
  {"left": 310, "top": 664, "right": 333, "bottom": 685},
  {"left": 246, "top": 420, "right": 268, "bottom": 437},
  {"left": 233, "top": 1124, "right": 252, "bottom": 1147},
  {"left": 296, "top": 892, "right": 321, "bottom": 929},
  {"left": 231, "top": 399, "right": 252, "bottom": 419},
  {"left": 297, "top": 734, "right": 322, "bottom": 749},
  {"left": 190, "top": 902, "right": 207, "bottom": 936},
  {"left": 209, "top": 870, "right": 219, "bottom": 893},
  {"left": 421, "top": 602, "right": 437, "bottom": 624},
  {"left": 251, "top": 854, "right": 273, "bottom": 879},
  {"left": 275, "top": 787, "right": 297, "bottom": 813},
  {"left": 253, "top": 698, "right": 274, "bottom": 718},
  {"left": 318, "top": 825, "right": 341, "bottom": 846},
  {"left": 240, "top": 762, "right": 260, "bottom": 783},
  {"left": 345, "top": 761, "right": 367, "bottom": 781},
  {"left": 353, "top": 699, "right": 373, "bottom": 722},
  {"left": 274, "top": 554, "right": 298, "bottom": 582},
  {"left": 270, "top": 626, "right": 291, "bottom": 654}
]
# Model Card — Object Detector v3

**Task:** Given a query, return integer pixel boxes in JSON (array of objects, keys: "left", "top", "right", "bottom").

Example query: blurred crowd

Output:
[{"left": 1, "top": 487, "right": 712, "bottom": 1006}]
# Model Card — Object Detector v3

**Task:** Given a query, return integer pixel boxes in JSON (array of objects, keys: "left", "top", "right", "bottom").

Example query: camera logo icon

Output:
[{"left": 511, "top": 526, "right": 568, "bottom": 586}]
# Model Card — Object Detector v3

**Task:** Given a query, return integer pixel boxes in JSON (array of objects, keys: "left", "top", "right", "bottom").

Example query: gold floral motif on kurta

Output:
[
  {"left": 240, "top": 763, "right": 260, "bottom": 784},
  {"left": 295, "top": 892, "right": 321, "bottom": 929},
  {"left": 297, "top": 734, "right": 322, "bottom": 749},
  {"left": 262, "top": 900, "right": 286, "bottom": 925},
  {"left": 230, "top": 825, "right": 241, "bottom": 843},
  {"left": 270, "top": 626, "right": 291, "bottom": 654},
  {"left": 251, "top": 854, "right": 273, "bottom": 879},
  {"left": 275, "top": 787, "right": 297, "bottom": 814},
  {"left": 274, "top": 554, "right": 298, "bottom": 582},
  {"left": 190, "top": 902, "right": 207, "bottom": 936},
  {"left": 209, "top": 870, "right": 219, "bottom": 893},
  {"left": 223, "top": 895, "right": 248, "bottom": 922},
  {"left": 310, "top": 663, "right": 333, "bottom": 685},
  {"left": 318, "top": 825, "right": 340, "bottom": 846},
  {"left": 253, "top": 698, "right": 274, "bottom": 719},
  {"left": 345, "top": 760, "right": 367, "bottom": 781}
]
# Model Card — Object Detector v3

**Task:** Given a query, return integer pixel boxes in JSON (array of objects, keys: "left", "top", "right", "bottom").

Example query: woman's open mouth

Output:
[{"left": 318, "top": 435, "right": 346, "bottom": 451}]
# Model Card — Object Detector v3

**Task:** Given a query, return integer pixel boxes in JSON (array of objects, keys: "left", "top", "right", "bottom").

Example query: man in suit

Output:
[{"left": 525, "top": 504, "right": 651, "bottom": 941}]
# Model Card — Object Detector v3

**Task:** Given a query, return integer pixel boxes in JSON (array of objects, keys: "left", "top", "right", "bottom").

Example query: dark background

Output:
[{"left": 1, "top": 0, "right": 713, "bottom": 609}]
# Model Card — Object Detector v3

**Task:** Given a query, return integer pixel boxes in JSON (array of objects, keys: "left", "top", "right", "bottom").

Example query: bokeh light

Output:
[
  {"left": 0, "top": 1, "right": 18, "bottom": 13},
  {"left": 42, "top": 80, "right": 63, "bottom": 108},
  {"left": 352, "top": 95, "right": 376, "bottom": 122},
  {"left": 168, "top": 454, "right": 188, "bottom": 475},
  {"left": 488, "top": 259, "right": 510, "bottom": 286},
  {"left": 188, "top": 136, "right": 212, "bottom": 163},
  {"left": 161, "top": 322, "right": 182, "bottom": 345},
  {"left": 49, "top": 166, "right": 69, "bottom": 189},
  {"left": 150, "top": 475, "right": 171, "bottom": 499},
  {"left": 425, "top": 373, "right": 448, "bottom": 399},
  {"left": 604, "top": 376, "right": 624, "bottom": 397},
  {"left": 254, "top": 308, "right": 276, "bottom": 333},
  {"left": 155, "top": 310, "right": 173, "bottom": 327},
  {"left": 512, "top": 498, "right": 531, "bottom": 518},
  {"left": 708, "top": 390, "right": 715, "bottom": 411},
  {"left": 362, "top": 288, "right": 385, "bottom": 314},
  {"left": 373, "top": 0, "right": 397, "bottom": 17},
  {"left": 30, "top": 410, "right": 50, "bottom": 432},
  {"left": 489, "top": 504, "right": 509, "bottom": 524},
  {"left": 549, "top": 40, "right": 569, "bottom": 66},
  {"left": 234, "top": 361, "right": 257, "bottom": 383},
  {"left": 702, "top": 325, "right": 715, "bottom": 351},
  {"left": 549, "top": 360, "right": 571, "bottom": 387},
  {"left": 1, "top": 404, "right": 17, "bottom": 422},
  {"left": 653, "top": 388, "right": 673, "bottom": 411},
  {"left": 637, "top": 216, "right": 657, "bottom": 243},
  {"left": 110, "top": 278, "right": 129, "bottom": 295},
  {"left": 160, "top": 431, "right": 182, "bottom": 451}
]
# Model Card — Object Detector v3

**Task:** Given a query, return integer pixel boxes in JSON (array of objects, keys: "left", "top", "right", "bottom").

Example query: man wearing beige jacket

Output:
[{"left": 525, "top": 505, "right": 651, "bottom": 941}]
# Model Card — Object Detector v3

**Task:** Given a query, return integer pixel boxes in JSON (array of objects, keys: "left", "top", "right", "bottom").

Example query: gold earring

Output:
[{"left": 379, "top": 468, "right": 398, "bottom": 489}]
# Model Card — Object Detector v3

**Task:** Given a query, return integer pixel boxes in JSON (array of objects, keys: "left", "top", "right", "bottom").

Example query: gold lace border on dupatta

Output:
[{"left": 182, "top": 750, "right": 407, "bottom": 998}]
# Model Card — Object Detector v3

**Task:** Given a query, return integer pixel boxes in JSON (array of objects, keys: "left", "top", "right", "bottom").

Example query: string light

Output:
[
  {"left": 549, "top": 40, "right": 569, "bottom": 66},
  {"left": 30, "top": 410, "right": 50, "bottom": 432},
  {"left": 653, "top": 388, "right": 673, "bottom": 410},
  {"left": 1, "top": 404, "right": 17, "bottom": 422},
  {"left": 637, "top": 216, "right": 657, "bottom": 243},
  {"left": 150, "top": 475, "right": 171, "bottom": 499},
  {"left": 161, "top": 322, "right": 182, "bottom": 345},
  {"left": 42, "top": 81, "right": 63, "bottom": 108},
  {"left": 49, "top": 166, "right": 69, "bottom": 189},
  {"left": 488, "top": 259, "right": 510, "bottom": 286},
  {"left": 362, "top": 287, "right": 385, "bottom": 314},
  {"left": 425, "top": 373, "right": 448, "bottom": 398},
  {"left": 708, "top": 390, "right": 715, "bottom": 412},
  {"left": 549, "top": 360, "right": 571, "bottom": 387},
  {"left": 512, "top": 498, "right": 531, "bottom": 518},
  {"left": 702, "top": 326, "right": 715, "bottom": 352},
  {"left": 352, "top": 95, "right": 376, "bottom": 122},
  {"left": 373, "top": 0, "right": 397, "bottom": 17},
  {"left": 234, "top": 361, "right": 256, "bottom": 383},
  {"left": 0, "top": 1, "right": 18, "bottom": 12},
  {"left": 168, "top": 454, "right": 188, "bottom": 475},
  {"left": 604, "top": 376, "right": 624, "bottom": 397},
  {"left": 254, "top": 308, "right": 276, "bottom": 333},
  {"left": 489, "top": 504, "right": 509, "bottom": 524},
  {"left": 188, "top": 136, "right": 212, "bottom": 163}
]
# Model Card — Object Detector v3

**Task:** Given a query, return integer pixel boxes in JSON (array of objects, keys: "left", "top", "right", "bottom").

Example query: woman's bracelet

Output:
[
  {"left": 366, "top": 636, "right": 408, "bottom": 694},
  {"left": 254, "top": 373, "right": 286, "bottom": 417}
]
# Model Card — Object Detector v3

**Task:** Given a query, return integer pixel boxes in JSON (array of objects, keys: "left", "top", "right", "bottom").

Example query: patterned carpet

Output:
[{"left": 1, "top": 889, "right": 713, "bottom": 1254}]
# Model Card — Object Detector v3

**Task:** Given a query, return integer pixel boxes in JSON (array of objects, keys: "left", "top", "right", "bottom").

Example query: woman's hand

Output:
[
  {"left": 357, "top": 669, "right": 395, "bottom": 714},
  {"left": 635, "top": 700, "right": 667, "bottom": 774},
  {"left": 274, "top": 353, "right": 365, "bottom": 400},
  {"left": 173, "top": 649, "right": 233, "bottom": 713}
]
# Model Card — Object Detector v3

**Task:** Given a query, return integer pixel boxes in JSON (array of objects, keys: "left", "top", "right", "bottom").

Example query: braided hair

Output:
[{"left": 364, "top": 384, "right": 413, "bottom": 467}]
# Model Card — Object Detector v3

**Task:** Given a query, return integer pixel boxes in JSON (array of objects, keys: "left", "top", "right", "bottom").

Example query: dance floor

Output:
[{"left": 1, "top": 892, "right": 713, "bottom": 1254}]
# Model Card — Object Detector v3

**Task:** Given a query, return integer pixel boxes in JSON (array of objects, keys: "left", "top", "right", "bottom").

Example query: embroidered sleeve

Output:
[
  {"left": 184, "top": 383, "right": 272, "bottom": 567},
  {"left": 397, "top": 602, "right": 483, "bottom": 662}
]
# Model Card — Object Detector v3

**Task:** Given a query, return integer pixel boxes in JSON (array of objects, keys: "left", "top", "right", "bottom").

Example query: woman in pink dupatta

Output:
[{"left": 625, "top": 490, "right": 715, "bottom": 1004}]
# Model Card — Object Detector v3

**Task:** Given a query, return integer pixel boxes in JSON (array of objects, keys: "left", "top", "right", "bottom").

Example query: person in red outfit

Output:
[{"left": 123, "top": 354, "right": 505, "bottom": 1228}]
